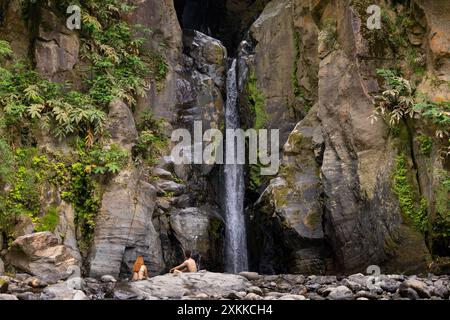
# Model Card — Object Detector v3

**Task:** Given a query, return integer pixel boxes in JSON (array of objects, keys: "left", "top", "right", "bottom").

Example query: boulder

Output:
[
  {"left": 327, "top": 286, "right": 354, "bottom": 300},
  {"left": 6, "top": 232, "right": 80, "bottom": 283},
  {"left": 239, "top": 272, "right": 260, "bottom": 281},
  {"left": 244, "top": 292, "right": 263, "bottom": 300},
  {"left": 41, "top": 283, "right": 89, "bottom": 300},
  {"left": 247, "top": 286, "right": 263, "bottom": 296},
  {"left": 26, "top": 277, "right": 48, "bottom": 289},
  {"left": 399, "top": 279, "right": 431, "bottom": 299},
  {"left": 316, "top": 1, "right": 430, "bottom": 274}
]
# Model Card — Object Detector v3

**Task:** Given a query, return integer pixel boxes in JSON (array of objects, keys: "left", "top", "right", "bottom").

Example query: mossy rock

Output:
[{"left": 0, "top": 278, "right": 8, "bottom": 293}]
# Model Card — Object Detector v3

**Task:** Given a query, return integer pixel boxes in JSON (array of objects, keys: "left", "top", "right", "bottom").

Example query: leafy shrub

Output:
[
  {"left": 247, "top": 72, "right": 268, "bottom": 130},
  {"left": 371, "top": 69, "right": 450, "bottom": 143},
  {"left": 0, "top": 138, "right": 14, "bottom": 184},
  {"left": 0, "top": 61, "right": 107, "bottom": 140},
  {"left": 370, "top": 69, "right": 415, "bottom": 125},
  {"left": 34, "top": 206, "right": 60, "bottom": 232},
  {"left": 417, "top": 134, "right": 432, "bottom": 156},
  {"left": 86, "top": 144, "right": 129, "bottom": 174},
  {"left": 392, "top": 154, "right": 428, "bottom": 232},
  {"left": 132, "top": 111, "right": 168, "bottom": 164}
]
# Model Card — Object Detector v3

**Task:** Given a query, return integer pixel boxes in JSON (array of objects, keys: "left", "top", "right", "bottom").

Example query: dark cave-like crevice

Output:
[
  {"left": 173, "top": 0, "right": 269, "bottom": 54},
  {"left": 174, "top": 0, "right": 225, "bottom": 39}
]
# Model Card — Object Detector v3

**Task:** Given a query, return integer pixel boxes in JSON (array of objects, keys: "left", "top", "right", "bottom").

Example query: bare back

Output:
[{"left": 185, "top": 258, "right": 197, "bottom": 272}]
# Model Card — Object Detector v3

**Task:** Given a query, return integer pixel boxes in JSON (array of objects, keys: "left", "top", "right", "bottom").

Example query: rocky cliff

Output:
[{"left": 0, "top": 0, "right": 448, "bottom": 284}]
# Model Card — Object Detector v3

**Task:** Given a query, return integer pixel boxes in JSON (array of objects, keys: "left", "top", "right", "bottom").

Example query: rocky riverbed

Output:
[{"left": 0, "top": 271, "right": 449, "bottom": 300}]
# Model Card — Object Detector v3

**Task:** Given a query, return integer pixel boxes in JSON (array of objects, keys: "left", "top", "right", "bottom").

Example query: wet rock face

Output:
[
  {"left": 249, "top": 105, "right": 326, "bottom": 275},
  {"left": 169, "top": 206, "right": 224, "bottom": 270}
]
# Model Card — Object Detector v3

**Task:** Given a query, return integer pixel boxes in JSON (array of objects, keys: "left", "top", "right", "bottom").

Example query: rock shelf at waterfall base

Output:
[{"left": 0, "top": 271, "right": 449, "bottom": 300}]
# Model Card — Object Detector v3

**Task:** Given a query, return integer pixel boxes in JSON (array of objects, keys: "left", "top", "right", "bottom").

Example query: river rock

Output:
[
  {"left": 399, "top": 287, "right": 420, "bottom": 300},
  {"left": 41, "top": 283, "right": 89, "bottom": 300},
  {"left": 327, "top": 286, "right": 354, "bottom": 300},
  {"left": 399, "top": 279, "right": 431, "bottom": 298},
  {"left": 380, "top": 279, "right": 401, "bottom": 293},
  {"left": 247, "top": 286, "right": 263, "bottom": 296},
  {"left": 239, "top": 272, "right": 260, "bottom": 281},
  {"left": 244, "top": 292, "right": 263, "bottom": 300},
  {"left": 278, "top": 294, "right": 306, "bottom": 300}
]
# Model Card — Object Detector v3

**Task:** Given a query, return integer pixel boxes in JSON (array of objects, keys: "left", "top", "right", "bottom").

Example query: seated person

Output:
[
  {"left": 131, "top": 256, "right": 149, "bottom": 281},
  {"left": 170, "top": 250, "right": 197, "bottom": 274}
]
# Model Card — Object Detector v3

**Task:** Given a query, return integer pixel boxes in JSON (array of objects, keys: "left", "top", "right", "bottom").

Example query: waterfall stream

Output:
[{"left": 224, "top": 59, "right": 249, "bottom": 273}]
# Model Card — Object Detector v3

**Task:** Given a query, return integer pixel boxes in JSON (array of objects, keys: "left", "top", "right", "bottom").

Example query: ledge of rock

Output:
[{"left": 119, "top": 271, "right": 251, "bottom": 299}]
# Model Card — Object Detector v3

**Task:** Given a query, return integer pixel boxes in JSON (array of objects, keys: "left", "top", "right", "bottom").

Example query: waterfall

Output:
[{"left": 224, "top": 59, "right": 248, "bottom": 273}]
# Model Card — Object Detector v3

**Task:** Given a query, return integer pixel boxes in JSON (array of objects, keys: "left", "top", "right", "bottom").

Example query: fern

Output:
[{"left": 0, "top": 40, "right": 13, "bottom": 60}]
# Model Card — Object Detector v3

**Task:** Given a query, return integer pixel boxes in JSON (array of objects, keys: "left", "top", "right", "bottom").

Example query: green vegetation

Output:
[
  {"left": 0, "top": 1, "right": 169, "bottom": 250},
  {"left": 371, "top": 69, "right": 450, "bottom": 140},
  {"left": 34, "top": 206, "right": 60, "bottom": 232},
  {"left": 0, "top": 138, "right": 14, "bottom": 185},
  {"left": 319, "top": 18, "right": 337, "bottom": 51},
  {"left": 431, "top": 170, "right": 450, "bottom": 253},
  {"left": 392, "top": 154, "right": 428, "bottom": 232},
  {"left": 406, "top": 48, "right": 426, "bottom": 77},
  {"left": 417, "top": 134, "right": 432, "bottom": 156},
  {"left": 248, "top": 163, "right": 264, "bottom": 193},
  {"left": 208, "top": 219, "right": 223, "bottom": 241},
  {"left": 0, "top": 141, "right": 128, "bottom": 249},
  {"left": 0, "top": 62, "right": 106, "bottom": 140},
  {"left": 292, "top": 30, "right": 302, "bottom": 99},
  {"left": 352, "top": 1, "right": 409, "bottom": 55},
  {"left": 132, "top": 111, "right": 169, "bottom": 165},
  {"left": 247, "top": 71, "right": 268, "bottom": 130}
]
